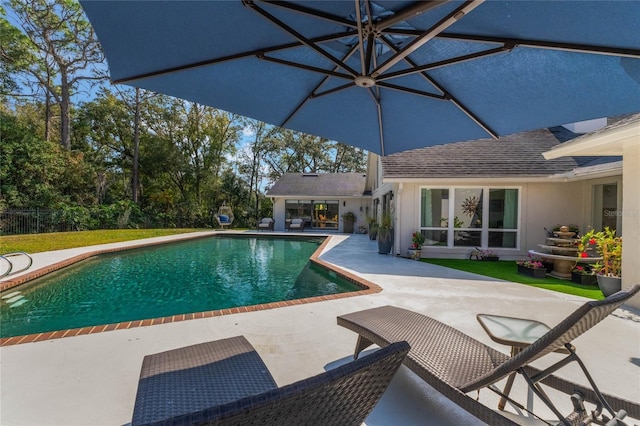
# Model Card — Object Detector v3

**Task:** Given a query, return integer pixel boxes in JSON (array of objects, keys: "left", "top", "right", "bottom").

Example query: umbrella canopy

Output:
[{"left": 81, "top": 0, "right": 640, "bottom": 155}]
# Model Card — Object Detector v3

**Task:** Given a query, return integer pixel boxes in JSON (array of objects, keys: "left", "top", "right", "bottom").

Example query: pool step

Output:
[
  {"left": 9, "top": 299, "right": 28, "bottom": 308},
  {"left": 1, "top": 291, "right": 28, "bottom": 308},
  {"left": 2, "top": 291, "right": 22, "bottom": 299}
]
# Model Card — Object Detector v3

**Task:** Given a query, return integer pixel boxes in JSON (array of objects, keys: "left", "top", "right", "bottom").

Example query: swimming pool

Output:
[{"left": 0, "top": 235, "right": 361, "bottom": 338}]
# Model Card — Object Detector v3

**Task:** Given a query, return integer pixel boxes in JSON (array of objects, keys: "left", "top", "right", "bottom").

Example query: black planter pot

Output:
[
  {"left": 571, "top": 272, "right": 598, "bottom": 286},
  {"left": 596, "top": 275, "right": 622, "bottom": 297},
  {"left": 482, "top": 256, "right": 500, "bottom": 261},
  {"left": 377, "top": 228, "right": 394, "bottom": 254},
  {"left": 542, "top": 261, "right": 554, "bottom": 273},
  {"left": 368, "top": 224, "right": 378, "bottom": 240},
  {"left": 517, "top": 264, "right": 547, "bottom": 278}
]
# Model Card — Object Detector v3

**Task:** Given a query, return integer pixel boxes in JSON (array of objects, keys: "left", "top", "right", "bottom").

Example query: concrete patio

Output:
[{"left": 1, "top": 232, "right": 638, "bottom": 425}]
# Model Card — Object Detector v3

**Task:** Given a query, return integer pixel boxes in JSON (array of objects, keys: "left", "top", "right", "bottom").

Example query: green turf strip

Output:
[{"left": 422, "top": 258, "right": 603, "bottom": 300}]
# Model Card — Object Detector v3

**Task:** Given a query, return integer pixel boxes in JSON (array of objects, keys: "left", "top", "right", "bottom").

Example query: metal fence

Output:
[{"left": 0, "top": 209, "right": 79, "bottom": 235}]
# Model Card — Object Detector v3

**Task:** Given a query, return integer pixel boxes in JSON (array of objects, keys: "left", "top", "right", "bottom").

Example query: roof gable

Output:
[{"left": 267, "top": 173, "right": 367, "bottom": 197}]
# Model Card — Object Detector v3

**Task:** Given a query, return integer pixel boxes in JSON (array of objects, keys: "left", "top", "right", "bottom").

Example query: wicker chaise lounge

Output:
[
  {"left": 338, "top": 285, "right": 640, "bottom": 426},
  {"left": 131, "top": 335, "right": 409, "bottom": 426}
]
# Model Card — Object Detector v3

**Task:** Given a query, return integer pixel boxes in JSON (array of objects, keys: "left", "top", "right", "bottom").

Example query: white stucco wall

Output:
[{"left": 622, "top": 142, "right": 640, "bottom": 310}]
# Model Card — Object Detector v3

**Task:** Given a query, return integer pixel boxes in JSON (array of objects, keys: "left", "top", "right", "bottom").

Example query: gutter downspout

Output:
[{"left": 395, "top": 183, "right": 403, "bottom": 256}]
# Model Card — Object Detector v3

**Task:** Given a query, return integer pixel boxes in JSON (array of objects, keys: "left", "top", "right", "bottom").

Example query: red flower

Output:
[
  {"left": 589, "top": 238, "right": 596, "bottom": 245},
  {"left": 580, "top": 252, "right": 588, "bottom": 258}
]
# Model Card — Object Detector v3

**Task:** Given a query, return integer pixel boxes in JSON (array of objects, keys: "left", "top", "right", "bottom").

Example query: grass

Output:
[
  {"left": 0, "top": 229, "right": 202, "bottom": 254},
  {"left": 423, "top": 259, "right": 604, "bottom": 300}
]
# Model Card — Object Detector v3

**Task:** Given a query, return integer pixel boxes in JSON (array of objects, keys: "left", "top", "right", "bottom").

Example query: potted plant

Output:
[
  {"left": 578, "top": 227, "right": 622, "bottom": 296},
  {"left": 516, "top": 255, "right": 547, "bottom": 278},
  {"left": 571, "top": 265, "right": 597, "bottom": 286},
  {"left": 408, "top": 231, "right": 425, "bottom": 260},
  {"left": 342, "top": 211, "right": 356, "bottom": 234},
  {"left": 479, "top": 249, "right": 499, "bottom": 261},
  {"left": 366, "top": 215, "right": 378, "bottom": 240},
  {"left": 377, "top": 213, "right": 394, "bottom": 255}
]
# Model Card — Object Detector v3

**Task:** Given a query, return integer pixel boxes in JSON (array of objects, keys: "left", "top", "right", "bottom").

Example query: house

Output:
[
  {"left": 543, "top": 114, "right": 639, "bottom": 310},
  {"left": 266, "top": 118, "right": 637, "bottom": 308},
  {"left": 266, "top": 173, "right": 371, "bottom": 232},
  {"left": 368, "top": 123, "right": 623, "bottom": 262}
]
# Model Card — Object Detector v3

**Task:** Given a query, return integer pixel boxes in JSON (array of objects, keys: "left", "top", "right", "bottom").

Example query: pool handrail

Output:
[{"left": 0, "top": 252, "right": 33, "bottom": 278}]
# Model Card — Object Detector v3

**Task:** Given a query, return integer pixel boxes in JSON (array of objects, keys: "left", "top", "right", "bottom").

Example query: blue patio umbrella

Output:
[{"left": 80, "top": 0, "right": 640, "bottom": 155}]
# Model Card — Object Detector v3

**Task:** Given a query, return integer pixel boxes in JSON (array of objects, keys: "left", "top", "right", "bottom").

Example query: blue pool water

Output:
[{"left": 0, "top": 236, "right": 360, "bottom": 338}]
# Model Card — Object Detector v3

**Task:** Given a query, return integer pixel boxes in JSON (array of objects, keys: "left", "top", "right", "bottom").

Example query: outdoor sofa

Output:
[
  {"left": 338, "top": 285, "right": 640, "bottom": 426},
  {"left": 131, "top": 335, "right": 409, "bottom": 425}
]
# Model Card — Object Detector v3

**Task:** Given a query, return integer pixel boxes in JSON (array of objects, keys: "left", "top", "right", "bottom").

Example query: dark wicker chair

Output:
[
  {"left": 338, "top": 285, "right": 640, "bottom": 426},
  {"left": 257, "top": 217, "right": 274, "bottom": 231},
  {"left": 288, "top": 218, "right": 304, "bottom": 232},
  {"left": 132, "top": 335, "right": 409, "bottom": 426}
]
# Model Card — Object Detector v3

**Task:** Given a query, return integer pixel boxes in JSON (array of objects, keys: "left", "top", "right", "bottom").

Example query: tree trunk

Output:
[
  {"left": 132, "top": 88, "right": 140, "bottom": 204},
  {"left": 44, "top": 75, "right": 52, "bottom": 142},
  {"left": 59, "top": 71, "right": 71, "bottom": 149}
]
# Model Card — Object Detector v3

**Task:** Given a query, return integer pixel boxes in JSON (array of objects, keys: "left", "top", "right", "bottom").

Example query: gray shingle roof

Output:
[
  {"left": 381, "top": 128, "right": 581, "bottom": 179},
  {"left": 267, "top": 173, "right": 367, "bottom": 197}
]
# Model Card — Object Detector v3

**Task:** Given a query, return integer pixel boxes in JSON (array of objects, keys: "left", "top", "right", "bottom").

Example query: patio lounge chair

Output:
[
  {"left": 257, "top": 217, "right": 274, "bottom": 231},
  {"left": 131, "top": 335, "right": 409, "bottom": 426},
  {"left": 289, "top": 218, "right": 304, "bottom": 232},
  {"left": 338, "top": 285, "right": 640, "bottom": 426}
]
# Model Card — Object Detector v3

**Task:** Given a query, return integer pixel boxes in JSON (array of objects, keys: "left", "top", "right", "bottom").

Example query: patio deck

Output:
[{"left": 1, "top": 232, "right": 638, "bottom": 425}]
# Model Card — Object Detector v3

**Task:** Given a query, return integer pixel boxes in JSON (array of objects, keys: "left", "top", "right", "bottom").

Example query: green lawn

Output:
[
  {"left": 423, "top": 259, "right": 604, "bottom": 300},
  {"left": 0, "top": 229, "right": 202, "bottom": 254}
]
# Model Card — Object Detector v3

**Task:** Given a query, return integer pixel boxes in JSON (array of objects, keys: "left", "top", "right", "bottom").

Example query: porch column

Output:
[{"left": 622, "top": 142, "right": 640, "bottom": 310}]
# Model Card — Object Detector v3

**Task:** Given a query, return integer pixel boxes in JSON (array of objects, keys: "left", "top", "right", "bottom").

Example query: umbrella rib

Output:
[
  {"left": 375, "top": 96, "right": 385, "bottom": 156},
  {"left": 371, "top": 0, "right": 484, "bottom": 78},
  {"left": 354, "top": 0, "right": 367, "bottom": 75},
  {"left": 376, "top": 44, "right": 514, "bottom": 82},
  {"left": 436, "top": 33, "right": 640, "bottom": 59},
  {"left": 312, "top": 82, "right": 357, "bottom": 99},
  {"left": 378, "top": 35, "right": 499, "bottom": 139},
  {"left": 260, "top": 55, "right": 353, "bottom": 81},
  {"left": 363, "top": 0, "right": 375, "bottom": 75},
  {"left": 376, "top": 82, "right": 446, "bottom": 100},
  {"left": 280, "top": 46, "right": 359, "bottom": 128},
  {"left": 112, "top": 31, "right": 356, "bottom": 84},
  {"left": 245, "top": 1, "right": 359, "bottom": 76},
  {"left": 375, "top": 0, "right": 452, "bottom": 31},
  {"left": 256, "top": 0, "right": 357, "bottom": 29}
]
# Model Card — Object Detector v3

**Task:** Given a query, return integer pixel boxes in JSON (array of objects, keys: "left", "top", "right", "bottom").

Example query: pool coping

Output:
[{"left": 0, "top": 233, "right": 381, "bottom": 346}]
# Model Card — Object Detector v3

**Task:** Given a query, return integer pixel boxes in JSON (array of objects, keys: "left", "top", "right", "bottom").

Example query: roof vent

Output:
[{"left": 302, "top": 173, "right": 318, "bottom": 177}]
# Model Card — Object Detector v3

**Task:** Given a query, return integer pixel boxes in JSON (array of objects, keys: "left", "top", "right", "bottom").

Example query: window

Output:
[
  {"left": 420, "top": 187, "right": 519, "bottom": 249},
  {"left": 420, "top": 188, "right": 449, "bottom": 246},
  {"left": 285, "top": 199, "right": 340, "bottom": 230},
  {"left": 488, "top": 189, "right": 518, "bottom": 248},
  {"left": 453, "top": 188, "right": 483, "bottom": 247},
  {"left": 285, "top": 200, "right": 312, "bottom": 227},
  {"left": 312, "top": 200, "right": 339, "bottom": 229},
  {"left": 592, "top": 183, "right": 619, "bottom": 232}
]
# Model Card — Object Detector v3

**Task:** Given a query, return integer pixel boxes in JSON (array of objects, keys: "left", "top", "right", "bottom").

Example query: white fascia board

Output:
[{"left": 543, "top": 122, "right": 639, "bottom": 159}]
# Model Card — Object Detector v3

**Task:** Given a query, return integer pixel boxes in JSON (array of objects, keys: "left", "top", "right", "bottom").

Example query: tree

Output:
[
  {"left": 260, "top": 128, "right": 367, "bottom": 182},
  {"left": 9, "top": 0, "right": 106, "bottom": 149},
  {"left": 0, "top": 105, "right": 95, "bottom": 209},
  {"left": 237, "top": 119, "right": 276, "bottom": 223},
  {"left": 0, "top": 7, "right": 35, "bottom": 98}
]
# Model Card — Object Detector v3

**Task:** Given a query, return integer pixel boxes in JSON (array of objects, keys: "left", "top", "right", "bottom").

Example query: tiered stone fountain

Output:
[{"left": 528, "top": 226, "right": 601, "bottom": 279}]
